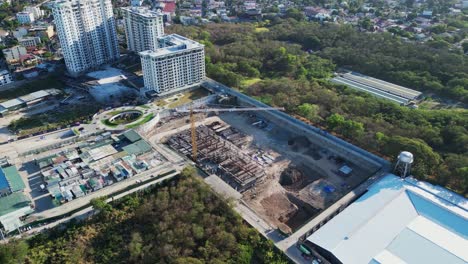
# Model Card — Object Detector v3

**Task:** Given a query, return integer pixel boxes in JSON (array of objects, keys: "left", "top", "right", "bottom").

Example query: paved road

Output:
[{"left": 0, "top": 129, "right": 73, "bottom": 161}]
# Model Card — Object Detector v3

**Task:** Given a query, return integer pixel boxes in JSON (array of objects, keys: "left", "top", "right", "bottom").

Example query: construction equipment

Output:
[{"left": 179, "top": 106, "right": 285, "bottom": 161}]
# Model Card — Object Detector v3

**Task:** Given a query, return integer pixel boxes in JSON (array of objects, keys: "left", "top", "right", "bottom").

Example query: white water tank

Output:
[
  {"left": 398, "top": 151, "right": 414, "bottom": 164},
  {"left": 395, "top": 151, "right": 414, "bottom": 178}
]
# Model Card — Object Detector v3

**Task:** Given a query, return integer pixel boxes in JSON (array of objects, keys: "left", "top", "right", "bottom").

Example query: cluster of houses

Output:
[
  {"left": 0, "top": 5, "right": 57, "bottom": 86},
  {"left": 36, "top": 130, "right": 157, "bottom": 204}
]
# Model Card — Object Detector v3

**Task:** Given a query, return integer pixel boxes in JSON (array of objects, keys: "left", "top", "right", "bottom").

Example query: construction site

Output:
[{"left": 160, "top": 86, "right": 387, "bottom": 234}]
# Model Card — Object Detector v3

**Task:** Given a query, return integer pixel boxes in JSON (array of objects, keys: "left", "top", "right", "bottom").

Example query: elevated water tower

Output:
[{"left": 394, "top": 151, "right": 413, "bottom": 178}]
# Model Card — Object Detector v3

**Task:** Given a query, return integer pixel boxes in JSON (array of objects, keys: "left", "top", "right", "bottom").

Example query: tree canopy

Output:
[{"left": 1, "top": 168, "right": 289, "bottom": 263}]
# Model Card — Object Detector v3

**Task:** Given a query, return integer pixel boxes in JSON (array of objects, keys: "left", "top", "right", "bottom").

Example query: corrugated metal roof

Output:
[
  {"left": 18, "top": 90, "right": 49, "bottom": 102},
  {"left": 2, "top": 166, "right": 26, "bottom": 192},
  {"left": 0, "top": 169, "right": 9, "bottom": 190},
  {"left": 122, "top": 130, "right": 142, "bottom": 143},
  {"left": 0, "top": 98, "right": 25, "bottom": 109},
  {"left": 122, "top": 140, "right": 152, "bottom": 155},
  {"left": 306, "top": 174, "right": 468, "bottom": 264},
  {"left": 0, "top": 192, "right": 30, "bottom": 217}
]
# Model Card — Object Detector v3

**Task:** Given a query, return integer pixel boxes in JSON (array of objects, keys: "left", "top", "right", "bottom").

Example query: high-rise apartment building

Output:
[
  {"left": 140, "top": 34, "right": 205, "bottom": 95},
  {"left": 52, "top": 0, "right": 119, "bottom": 76},
  {"left": 121, "top": 6, "right": 164, "bottom": 53}
]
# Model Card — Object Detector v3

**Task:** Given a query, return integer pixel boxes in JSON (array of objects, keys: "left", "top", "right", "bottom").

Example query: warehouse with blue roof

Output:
[{"left": 303, "top": 174, "right": 468, "bottom": 264}]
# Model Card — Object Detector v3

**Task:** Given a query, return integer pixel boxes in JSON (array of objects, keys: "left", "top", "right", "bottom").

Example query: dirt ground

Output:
[
  {"left": 217, "top": 112, "right": 375, "bottom": 232},
  {"left": 159, "top": 111, "right": 376, "bottom": 233}
]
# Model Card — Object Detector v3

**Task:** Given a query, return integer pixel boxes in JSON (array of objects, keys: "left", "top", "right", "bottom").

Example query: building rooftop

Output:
[
  {"left": 121, "top": 6, "right": 163, "bottom": 18},
  {"left": 87, "top": 144, "right": 118, "bottom": 162},
  {"left": 121, "top": 129, "right": 142, "bottom": 143},
  {"left": 139, "top": 34, "right": 204, "bottom": 58},
  {"left": 0, "top": 169, "right": 9, "bottom": 190},
  {"left": 0, "top": 192, "right": 31, "bottom": 217},
  {"left": 2, "top": 166, "right": 26, "bottom": 192},
  {"left": 18, "top": 90, "right": 49, "bottom": 102},
  {"left": 337, "top": 72, "right": 422, "bottom": 101},
  {"left": 0, "top": 98, "right": 25, "bottom": 110},
  {"left": 306, "top": 174, "right": 468, "bottom": 264},
  {"left": 122, "top": 140, "right": 152, "bottom": 155}
]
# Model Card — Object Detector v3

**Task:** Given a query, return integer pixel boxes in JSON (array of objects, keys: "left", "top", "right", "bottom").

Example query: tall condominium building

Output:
[
  {"left": 52, "top": 0, "right": 119, "bottom": 76},
  {"left": 121, "top": 6, "right": 164, "bottom": 53},
  {"left": 140, "top": 34, "right": 205, "bottom": 95}
]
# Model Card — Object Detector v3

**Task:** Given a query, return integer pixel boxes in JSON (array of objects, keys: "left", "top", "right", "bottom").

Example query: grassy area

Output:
[
  {"left": 126, "top": 113, "right": 154, "bottom": 129},
  {"left": 105, "top": 110, "right": 143, "bottom": 125},
  {"left": 255, "top": 27, "right": 269, "bottom": 33},
  {"left": 101, "top": 119, "right": 118, "bottom": 127},
  {"left": 0, "top": 77, "right": 65, "bottom": 103},
  {"left": 9, "top": 104, "right": 100, "bottom": 137},
  {"left": 240, "top": 78, "right": 262, "bottom": 88},
  {"left": 154, "top": 88, "right": 210, "bottom": 108}
]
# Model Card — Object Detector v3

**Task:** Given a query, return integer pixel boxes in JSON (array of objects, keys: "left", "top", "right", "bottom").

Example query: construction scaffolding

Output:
[{"left": 168, "top": 124, "right": 265, "bottom": 192}]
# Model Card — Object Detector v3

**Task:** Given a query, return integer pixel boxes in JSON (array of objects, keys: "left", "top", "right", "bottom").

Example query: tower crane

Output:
[{"left": 173, "top": 106, "right": 285, "bottom": 161}]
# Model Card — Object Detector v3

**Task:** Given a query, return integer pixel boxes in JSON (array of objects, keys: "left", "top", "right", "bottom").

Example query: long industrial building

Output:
[
  {"left": 121, "top": 6, "right": 164, "bottom": 53},
  {"left": 52, "top": 0, "right": 120, "bottom": 76},
  {"left": 332, "top": 72, "right": 422, "bottom": 105},
  {"left": 303, "top": 174, "right": 468, "bottom": 264},
  {"left": 140, "top": 34, "right": 205, "bottom": 95}
]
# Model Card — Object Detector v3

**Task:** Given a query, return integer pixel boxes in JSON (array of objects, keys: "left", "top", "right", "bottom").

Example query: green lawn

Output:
[
  {"left": 126, "top": 113, "right": 154, "bottom": 129},
  {"left": 154, "top": 88, "right": 210, "bottom": 108},
  {"left": 9, "top": 104, "right": 100, "bottom": 136},
  {"left": 241, "top": 78, "right": 262, "bottom": 88},
  {"left": 255, "top": 27, "right": 269, "bottom": 33}
]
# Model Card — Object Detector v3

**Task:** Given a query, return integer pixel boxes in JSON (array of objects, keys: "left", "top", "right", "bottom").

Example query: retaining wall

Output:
[{"left": 204, "top": 79, "right": 390, "bottom": 170}]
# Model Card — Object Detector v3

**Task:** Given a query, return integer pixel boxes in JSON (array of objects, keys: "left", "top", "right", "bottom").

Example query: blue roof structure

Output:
[
  {"left": 307, "top": 174, "right": 468, "bottom": 264},
  {"left": 0, "top": 169, "right": 9, "bottom": 191}
]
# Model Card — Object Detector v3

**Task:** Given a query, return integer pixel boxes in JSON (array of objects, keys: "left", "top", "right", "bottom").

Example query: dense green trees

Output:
[
  {"left": 1, "top": 168, "right": 288, "bottom": 263},
  {"left": 0, "top": 240, "right": 28, "bottom": 264}
]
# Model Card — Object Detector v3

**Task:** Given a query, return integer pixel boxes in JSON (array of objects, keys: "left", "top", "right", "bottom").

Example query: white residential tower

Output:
[
  {"left": 140, "top": 34, "right": 205, "bottom": 95},
  {"left": 52, "top": 0, "right": 120, "bottom": 76},
  {"left": 121, "top": 6, "right": 164, "bottom": 53}
]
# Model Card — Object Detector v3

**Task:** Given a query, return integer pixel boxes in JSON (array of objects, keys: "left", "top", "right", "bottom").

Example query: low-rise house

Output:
[
  {"left": 2, "top": 46, "right": 27, "bottom": 64},
  {"left": 18, "top": 36, "right": 42, "bottom": 47},
  {"left": 16, "top": 11, "right": 35, "bottom": 24}
]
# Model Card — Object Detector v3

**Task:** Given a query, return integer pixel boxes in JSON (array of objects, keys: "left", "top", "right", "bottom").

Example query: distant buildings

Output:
[
  {"left": 23, "top": 6, "right": 45, "bottom": 20},
  {"left": 0, "top": 70, "right": 13, "bottom": 87},
  {"left": 18, "top": 36, "right": 42, "bottom": 47},
  {"left": 16, "top": 11, "right": 35, "bottom": 24},
  {"left": 130, "top": 0, "right": 143, "bottom": 6},
  {"left": 140, "top": 34, "right": 205, "bottom": 95},
  {"left": 51, "top": 0, "right": 120, "bottom": 76},
  {"left": 28, "top": 24, "right": 55, "bottom": 39},
  {"left": 304, "top": 7, "right": 332, "bottom": 20},
  {"left": 2, "top": 46, "right": 27, "bottom": 64},
  {"left": 121, "top": 7, "right": 164, "bottom": 53}
]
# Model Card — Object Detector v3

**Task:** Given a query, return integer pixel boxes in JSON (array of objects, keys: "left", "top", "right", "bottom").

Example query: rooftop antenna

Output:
[{"left": 394, "top": 151, "right": 413, "bottom": 178}]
